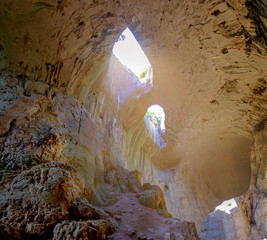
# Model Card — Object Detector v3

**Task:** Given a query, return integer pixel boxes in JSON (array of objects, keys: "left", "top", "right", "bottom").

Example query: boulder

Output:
[
  {"left": 53, "top": 220, "right": 111, "bottom": 240},
  {"left": 0, "top": 162, "right": 84, "bottom": 239},
  {"left": 139, "top": 183, "right": 167, "bottom": 211}
]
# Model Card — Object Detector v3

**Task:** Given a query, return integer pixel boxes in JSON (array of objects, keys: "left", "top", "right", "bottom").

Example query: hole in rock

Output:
[
  {"left": 144, "top": 105, "right": 167, "bottom": 149},
  {"left": 109, "top": 27, "right": 153, "bottom": 103},
  {"left": 215, "top": 198, "right": 237, "bottom": 214},
  {"left": 112, "top": 27, "right": 152, "bottom": 83}
]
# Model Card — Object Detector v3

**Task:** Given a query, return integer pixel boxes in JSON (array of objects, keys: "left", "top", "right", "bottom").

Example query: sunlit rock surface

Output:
[
  {"left": 0, "top": 146, "right": 199, "bottom": 239},
  {"left": 0, "top": 0, "right": 266, "bottom": 238}
]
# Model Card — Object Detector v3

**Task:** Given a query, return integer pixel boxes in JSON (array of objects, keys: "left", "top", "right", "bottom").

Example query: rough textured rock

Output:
[
  {"left": 245, "top": 120, "right": 267, "bottom": 238},
  {"left": 0, "top": 150, "right": 198, "bottom": 239},
  {"left": 199, "top": 198, "right": 250, "bottom": 240},
  {"left": 104, "top": 192, "right": 199, "bottom": 240},
  {"left": 92, "top": 166, "right": 142, "bottom": 207},
  {"left": 0, "top": 72, "right": 104, "bottom": 202},
  {"left": 138, "top": 183, "right": 168, "bottom": 211},
  {"left": 0, "top": 0, "right": 266, "bottom": 238},
  {"left": 0, "top": 162, "right": 84, "bottom": 239},
  {"left": 53, "top": 220, "right": 112, "bottom": 240},
  {"left": 104, "top": 167, "right": 142, "bottom": 193}
]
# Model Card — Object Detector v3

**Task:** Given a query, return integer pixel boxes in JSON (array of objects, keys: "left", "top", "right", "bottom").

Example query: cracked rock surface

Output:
[
  {"left": 0, "top": 160, "right": 199, "bottom": 239},
  {"left": 0, "top": 0, "right": 266, "bottom": 238}
]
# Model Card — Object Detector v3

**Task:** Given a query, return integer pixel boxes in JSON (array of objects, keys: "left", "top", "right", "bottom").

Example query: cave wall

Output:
[
  {"left": 199, "top": 120, "right": 267, "bottom": 239},
  {"left": 248, "top": 119, "right": 267, "bottom": 237},
  {"left": 0, "top": 0, "right": 267, "bottom": 233}
]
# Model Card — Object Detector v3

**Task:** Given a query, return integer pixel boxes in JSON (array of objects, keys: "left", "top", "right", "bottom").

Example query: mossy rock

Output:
[{"left": 139, "top": 68, "right": 148, "bottom": 79}]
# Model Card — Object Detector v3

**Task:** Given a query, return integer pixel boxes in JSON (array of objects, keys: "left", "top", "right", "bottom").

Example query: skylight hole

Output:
[
  {"left": 112, "top": 27, "right": 152, "bottom": 83},
  {"left": 215, "top": 198, "right": 237, "bottom": 215},
  {"left": 144, "top": 105, "right": 167, "bottom": 149}
]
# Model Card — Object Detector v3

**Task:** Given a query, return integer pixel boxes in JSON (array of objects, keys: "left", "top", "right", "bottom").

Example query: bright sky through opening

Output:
[
  {"left": 215, "top": 198, "right": 237, "bottom": 214},
  {"left": 112, "top": 27, "right": 151, "bottom": 80},
  {"left": 147, "top": 105, "right": 166, "bottom": 131},
  {"left": 145, "top": 105, "right": 167, "bottom": 149}
]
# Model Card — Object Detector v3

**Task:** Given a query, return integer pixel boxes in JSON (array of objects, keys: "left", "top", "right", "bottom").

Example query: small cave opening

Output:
[
  {"left": 215, "top": 198, "right": 237, "bottom": 214},
  {"left": 144, "top": 104, "right": 167, "bottom": 149}
]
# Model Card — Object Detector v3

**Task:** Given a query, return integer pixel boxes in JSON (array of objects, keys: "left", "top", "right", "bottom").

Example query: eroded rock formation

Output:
[
  {"left": 200, "top": 121, "right": 267, "bottom": 239},
  {"left": 0, "top": 0, "right": 266, "bottom": 239}
]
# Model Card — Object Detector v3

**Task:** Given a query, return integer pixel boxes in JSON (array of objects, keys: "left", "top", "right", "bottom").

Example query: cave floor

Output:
[{"left": 104, "top": 193, "right": 195, "bottom": 240}]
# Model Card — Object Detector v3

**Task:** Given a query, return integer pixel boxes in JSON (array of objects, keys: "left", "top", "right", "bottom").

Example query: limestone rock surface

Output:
[
  {"left": 200, "top": 122, "right": 267, "bottom": 239},
  {"left": 0, "top": 148, "right": 199, "bottom": 239},
  {"left": 0, "top": 162, "right": 84, "bottom": 239},
  {"left": 53, "top": 220, "right": 112, "bottom": 240},
  {"left": 199, "top": 198, "right": 250, "bottom": 240},
  {"left": 0, "top": 0, "right": 266, "bottom": 238},
  {"left": 138, "top": 183, "right": 168, "bottom": 212}
]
